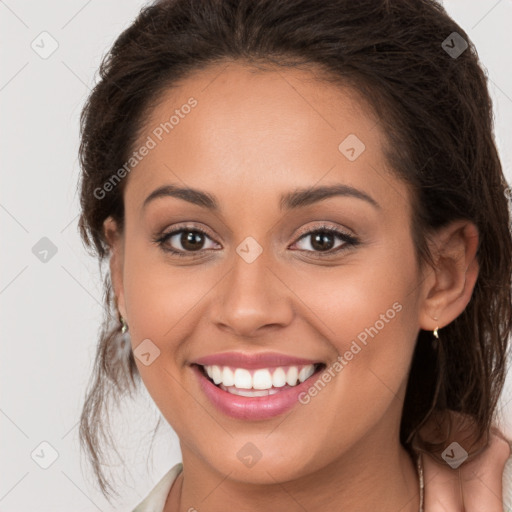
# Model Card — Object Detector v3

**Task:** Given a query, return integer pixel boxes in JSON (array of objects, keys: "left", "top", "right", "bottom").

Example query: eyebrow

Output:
[{"left": 142, "top": 183, "right": 380, "bottom": 211}]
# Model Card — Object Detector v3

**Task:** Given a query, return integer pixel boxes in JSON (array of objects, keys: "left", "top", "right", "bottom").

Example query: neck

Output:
[{"left": 165, "top": 436, "right": 420, "bottom": 512}]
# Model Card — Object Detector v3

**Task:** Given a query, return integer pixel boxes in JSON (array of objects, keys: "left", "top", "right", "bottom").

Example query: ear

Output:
[
  {"left": 103, "top": 216, "right": 127, "bottom": 320},
  {"left": 418, "top": 220, "right": 479, "bottom": 332}
]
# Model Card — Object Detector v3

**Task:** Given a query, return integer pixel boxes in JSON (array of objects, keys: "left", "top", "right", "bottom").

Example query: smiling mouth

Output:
[{"left": 193, "top": 362, "right": 326, "bottom": 397}]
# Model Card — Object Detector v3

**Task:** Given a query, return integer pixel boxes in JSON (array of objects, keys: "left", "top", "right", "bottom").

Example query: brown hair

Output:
[{"left": 78, "top": 0, "right": 512, "bottom": 500}]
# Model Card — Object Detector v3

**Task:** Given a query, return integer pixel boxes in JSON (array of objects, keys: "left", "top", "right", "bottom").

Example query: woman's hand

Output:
[{"left": 423, "top": 426, "right": 511, "bottom": 511}]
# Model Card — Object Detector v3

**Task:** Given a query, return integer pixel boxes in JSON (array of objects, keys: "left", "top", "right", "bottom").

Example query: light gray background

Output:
[{"left": 1, "top": 1, "right": 512, "bottom": 510}]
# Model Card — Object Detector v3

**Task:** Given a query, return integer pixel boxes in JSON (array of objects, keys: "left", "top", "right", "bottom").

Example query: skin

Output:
[
  {"left": 422, "top": 426, "right": 511, "bottom": 510},
  {"left": 104, "top": 62, "right": 485, "bottom": 511}
]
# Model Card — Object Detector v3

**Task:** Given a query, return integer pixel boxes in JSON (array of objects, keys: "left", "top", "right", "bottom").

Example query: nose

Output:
[{"left": 211, "top": 247, "right": 294, "bottom": 339}]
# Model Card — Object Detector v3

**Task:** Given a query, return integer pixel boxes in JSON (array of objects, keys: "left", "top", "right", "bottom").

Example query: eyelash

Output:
[{"left": 152, "top": 223, "right": 360, "bottom": 259}]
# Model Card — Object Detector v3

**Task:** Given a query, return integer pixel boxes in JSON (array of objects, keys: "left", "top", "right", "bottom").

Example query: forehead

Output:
[{"left": 125, "top": 61, "right": 407, "bottom": 214}]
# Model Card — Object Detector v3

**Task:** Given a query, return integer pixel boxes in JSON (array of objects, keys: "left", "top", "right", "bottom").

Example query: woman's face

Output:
[{"left": 109, "top": 62, "right": 434, "bottom": 482}]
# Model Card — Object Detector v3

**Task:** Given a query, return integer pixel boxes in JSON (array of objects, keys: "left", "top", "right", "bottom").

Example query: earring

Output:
[
  {"left": 431, "top": 316, "right": 440, "bottom": 349},
  {"left": 431, "top": 326, "right": 440, "bottom": 350},
  {"left": 432, "top": 315, "right": 440, "bottom": 339},
  {"left": 120, "top": 316, "right": 128, "bottom": 333}
]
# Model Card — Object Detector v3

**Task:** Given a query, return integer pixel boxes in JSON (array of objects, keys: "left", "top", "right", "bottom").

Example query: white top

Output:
[
  {"left": 131, "top": 457, "right": 512, "bottom": 511},
  {"left": 132, "top": 463, "right": 183, "bottom": 512}
]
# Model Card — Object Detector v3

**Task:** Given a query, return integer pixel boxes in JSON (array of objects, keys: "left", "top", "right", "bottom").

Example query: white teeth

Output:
[
  {"left": 222, "top": 366, "right": 235, "bottom": 386},
  {"left": 233, "top": 368, "right": 252, "bottom": 389},
  {"left": 253, "top": 369, "right": 273, "bottom": 390},
  {"left": 286, "top": 366, "right": 299, "bottom": 386},
  {"left": 219, "top": 384, "right": 282, "bottom": 397},
  {"left": 272, "top": 367, "right": 287, "bottom": 388},
  {"left": 298, "top": 365, "right": 315, "bottom": 383},
  {"left": 211, "top": 365, "right": 222, "bottom": 385},
  {"left": 202, "top": 363, "right": 318, "bottom": 390}
]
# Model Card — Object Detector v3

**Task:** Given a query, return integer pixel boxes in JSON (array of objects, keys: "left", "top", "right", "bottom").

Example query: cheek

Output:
[
  {"left": 287, "top": 244, "right": 420, "bottom": 394},
  {"left": 121, "top": 244, "right": 203, "bottom": 418},
  {"left": 122, "top": 239, "right": 209, "bottom": 346},
  {"left": 278, "top": 256, "right": 420, "bottom": 459}
]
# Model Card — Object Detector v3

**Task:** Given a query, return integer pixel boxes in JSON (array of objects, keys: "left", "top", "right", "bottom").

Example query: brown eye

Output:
[
  {"left": 309, "top": 232, "right": 337, "bottom": 251},
  {"left": 292, "top": 225, "right": 359, "bottom": 256},
  {"left": 155, "top": 227, "right": 219, "bottom": 257},
  {"left": 178, "top": 230, "right": 207, "bottom": 251}
]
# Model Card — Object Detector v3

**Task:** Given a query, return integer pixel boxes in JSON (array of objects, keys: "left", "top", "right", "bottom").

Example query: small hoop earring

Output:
[
  {"left": 431, "top": 316, "right": 440, "bottom": 350},
  {"left": 120, "top": 316, "right": 128, "bottom": 333}
]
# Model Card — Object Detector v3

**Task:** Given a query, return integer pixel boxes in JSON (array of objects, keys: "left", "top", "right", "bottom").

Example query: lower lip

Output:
[{"left": 192, "top": 364, "right": 322, "bottom": 420}]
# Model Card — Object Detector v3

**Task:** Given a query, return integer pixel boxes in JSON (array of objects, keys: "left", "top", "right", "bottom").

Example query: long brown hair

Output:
[{"left": 77, "top": 0, "right": 512, "bottom": 500}]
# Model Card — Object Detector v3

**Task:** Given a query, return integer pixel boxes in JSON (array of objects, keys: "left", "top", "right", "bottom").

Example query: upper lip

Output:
[{"left": 192, "top": 351, "right": 323, "bottom": 369}]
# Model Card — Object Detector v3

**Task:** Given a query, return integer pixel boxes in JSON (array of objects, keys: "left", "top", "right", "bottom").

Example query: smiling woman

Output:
[{"left": 77, "top": 1, "right": 512, "bottom": 511}]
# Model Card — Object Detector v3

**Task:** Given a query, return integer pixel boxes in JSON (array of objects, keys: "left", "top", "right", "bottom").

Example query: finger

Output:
[
  {"left": 423, "top": 451, "right": 462, "bottom": 511},
  {"left": 458, "top": 428, "right": 511, "bottom": 511}
]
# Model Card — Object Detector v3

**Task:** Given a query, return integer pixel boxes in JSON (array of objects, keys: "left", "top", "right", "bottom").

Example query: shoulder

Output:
[{"left": 131, "top": 462, "right": 183, "bottom": 512}]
